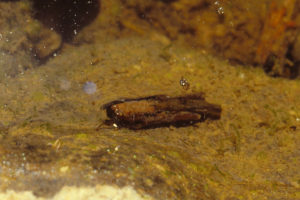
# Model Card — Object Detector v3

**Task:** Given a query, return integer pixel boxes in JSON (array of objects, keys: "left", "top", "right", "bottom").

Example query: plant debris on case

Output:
[{"left": 102, "top": 94, "right": 221, "bottom": 130}]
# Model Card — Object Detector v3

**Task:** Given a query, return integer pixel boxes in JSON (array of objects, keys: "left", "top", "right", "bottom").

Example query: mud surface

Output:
[{"left": 0, "top": 0, "right": 299, "bottom": 200}]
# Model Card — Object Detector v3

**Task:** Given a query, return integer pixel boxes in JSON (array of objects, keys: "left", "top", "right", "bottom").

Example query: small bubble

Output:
[
  {"left": 217, "top": 7, "right": 224, "bottom": 15},
  {"left": 214, "top": 1, "right": 224, "bottom": 15},
  {"left": 180, "top": 76, "right": 190, "bottom": 90}
]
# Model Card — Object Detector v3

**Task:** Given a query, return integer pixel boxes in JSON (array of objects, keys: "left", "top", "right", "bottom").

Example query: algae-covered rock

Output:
[{"left": 0, "top": 0, "right": 62, "bottom": 78}]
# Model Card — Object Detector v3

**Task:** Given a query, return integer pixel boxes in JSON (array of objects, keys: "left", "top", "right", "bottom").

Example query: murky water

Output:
[{"left": 0, "top": 0, "right": 299, "bottom": 199}]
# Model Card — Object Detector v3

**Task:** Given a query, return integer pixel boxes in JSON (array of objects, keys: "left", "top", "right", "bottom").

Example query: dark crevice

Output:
[
  {"left": 263, "top": 54, "right": 276, "bottom": 74},
  {"left": 158, "top": 0, "right": 178, "bottom": 3},
  {"left": 263, "top": 45, "right": 299, "bottom": 79},
  {"left": 285, "top": 44, "right": 299, "bottom": 79},
  {"left": 32, "top": 0, "right": 100, "bottom": 42},
  {"left": 189, "top": 2, "right": 210, "bottom": 12}
]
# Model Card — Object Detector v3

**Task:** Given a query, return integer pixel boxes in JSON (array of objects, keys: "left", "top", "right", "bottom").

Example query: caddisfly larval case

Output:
[{"left": 102, "top": 94, "right": 221, "bottom": 130}]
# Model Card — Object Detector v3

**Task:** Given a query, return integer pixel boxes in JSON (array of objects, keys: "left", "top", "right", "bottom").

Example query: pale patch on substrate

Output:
[{"left": 0, "top": 185, "right": 153, "bottom": 200}]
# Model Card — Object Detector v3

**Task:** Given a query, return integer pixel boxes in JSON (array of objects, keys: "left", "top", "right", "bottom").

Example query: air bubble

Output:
[
  {"left": 214, "top": 1, "right": 225, "bottom": 15},
  {"left": 217, "top": 7, "right": 224, "bottom": 15}
]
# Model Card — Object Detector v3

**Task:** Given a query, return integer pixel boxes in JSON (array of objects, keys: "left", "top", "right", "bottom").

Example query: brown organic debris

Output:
[{"left": 102, "top": 94, "right": 221, "bottom": 130}]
